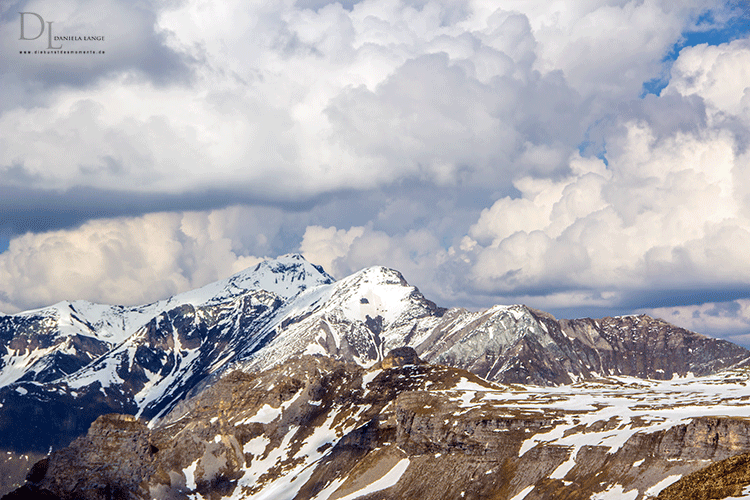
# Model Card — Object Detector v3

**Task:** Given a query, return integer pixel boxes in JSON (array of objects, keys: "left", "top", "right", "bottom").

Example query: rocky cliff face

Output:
[{"left": 9, "top": 349, "right": 750, "bottom": 500}]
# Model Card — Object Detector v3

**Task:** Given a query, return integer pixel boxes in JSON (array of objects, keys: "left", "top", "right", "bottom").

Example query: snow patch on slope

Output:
[
  {"left": 509, "top": 485, "right": 535, "bottom": 500},
  {"left": 644, "top": 475, "right": 682, "bottom": 497},
  {"left": 239, "top": 404, "right": 282, "bottom": 425},
  {"left": 591, "top": 484, "right": 638, "bottom": 500},
  {"left": 334, "top": 458, "right": 410, "bottom": 500}
]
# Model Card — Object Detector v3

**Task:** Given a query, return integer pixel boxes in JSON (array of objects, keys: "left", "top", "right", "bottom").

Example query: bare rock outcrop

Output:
[{"left": 16, "top": 414, "right": 158, "bottom": 500}]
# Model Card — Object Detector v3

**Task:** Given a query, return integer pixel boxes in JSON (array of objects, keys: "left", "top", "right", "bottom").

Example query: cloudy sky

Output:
[{"left": 2, "top": 0, "right": 750, "bottom": 345}]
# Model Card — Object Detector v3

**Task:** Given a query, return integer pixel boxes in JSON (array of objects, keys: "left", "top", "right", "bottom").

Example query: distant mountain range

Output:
[{"left": 2, "top": 254, "right": 750, "bottom": 499}]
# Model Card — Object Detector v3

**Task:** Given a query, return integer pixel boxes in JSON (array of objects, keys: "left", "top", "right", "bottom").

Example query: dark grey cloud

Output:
[
  {"left": 704, "top": 300, "right": 743, "bottom": 317},
  {"left": 621, "top": 288, "right": 750, "bottom": 311},
  {"left": 0, "top": 184, "right": 325, "bottom": 236},
  {"left": 0, "top": 175, "right": 509, "bottom": 251}
]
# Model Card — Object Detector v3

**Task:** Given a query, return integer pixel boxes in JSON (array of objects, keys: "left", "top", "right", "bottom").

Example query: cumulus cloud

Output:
[
  {"left": 299, "top": 224, "right": 450, "bottom": 295},
  {"left": 0, "top": 207, "right": 282, "bottom": 313},
  {"left": 665, "top": 38, "right": 750, "bottom": 117},
  {"left": 293, "top": 32, "right": 750, "bottom": 322},
  {"left": 1, "top": 0, "right": 733, "bottom": 200},
  {"left": 299, "top": 225, "right": 365, "bottom": 276},
  {"left": 486, "top": 0, "right": 729, "bottom": 99},
  {"left": 439, "top": 31, "right": 750, "bottom": 306},
  {"left": 457, "top": 129, "right": 746, "bottom": 298}
]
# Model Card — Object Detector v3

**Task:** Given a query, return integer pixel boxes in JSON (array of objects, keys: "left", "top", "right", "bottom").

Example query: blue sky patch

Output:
[{"left": 641, "top": 5, "right": 750, "bottom": 97}]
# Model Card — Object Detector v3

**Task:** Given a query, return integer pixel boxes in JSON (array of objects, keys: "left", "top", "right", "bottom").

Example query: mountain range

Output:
[{"left": 2, "top": 254, "right": 750, "bottom": 499}]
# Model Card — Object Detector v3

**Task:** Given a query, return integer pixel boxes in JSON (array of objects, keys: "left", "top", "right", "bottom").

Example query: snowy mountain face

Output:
[
  {"left": 0, "top": 254, "right": 748, "bottom": 468},
  {"left": 0, "top": 302, "right": 126, "bottom": 387},
  {"left": 231, "top": 266, "right": 447, "bottom": 374},
  {"left": 0, "top": 254, "right": 332, "bottom": 390},
  {"left": 0, "top": 255, "right": 333, "bottom": 453},
  {"left": 226, "top": 265, "right": 748, "bottom": 386},
  {"left": 0, "top": 255, "right": 332, "bottom": 388}
]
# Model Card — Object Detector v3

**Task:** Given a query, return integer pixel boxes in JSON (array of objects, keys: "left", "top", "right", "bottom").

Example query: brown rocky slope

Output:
[
  {"left": 656, "top": 451, "right": 750, "bottom": 500},
  {"left": 7, "top": 349, "right": 750, "bottom": 500}
]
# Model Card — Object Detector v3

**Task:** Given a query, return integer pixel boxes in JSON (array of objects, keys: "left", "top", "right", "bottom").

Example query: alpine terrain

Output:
[{"left": 2, "top": 254, "right": 750, "bottom": 499}]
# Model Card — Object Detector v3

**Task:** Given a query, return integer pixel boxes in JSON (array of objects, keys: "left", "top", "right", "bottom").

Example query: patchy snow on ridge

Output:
[
  {"left": 238, "top": 404, "right": 282, "bottom": 425},
  {"left": 422, "top": 367, "right": 749, "bottom": 498}
]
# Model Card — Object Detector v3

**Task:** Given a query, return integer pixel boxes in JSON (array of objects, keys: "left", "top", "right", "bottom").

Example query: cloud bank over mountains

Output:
[{"left": 1, "top": 0, "right": 750, "bottom": 343}]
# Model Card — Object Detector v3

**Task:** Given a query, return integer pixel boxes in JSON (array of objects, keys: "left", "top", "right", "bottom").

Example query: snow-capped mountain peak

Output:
[
  {"left": 322, "top": 266, "right": 426, "bottom": 325},
  {"left": 163, "top": 253, "right": 334, "bottom": 307},
  {"left": 229, "top": 265, "right": 446, "bottom": 373},
  {"left": 227, "top": 253, "right": 334, "bottom": 299}
]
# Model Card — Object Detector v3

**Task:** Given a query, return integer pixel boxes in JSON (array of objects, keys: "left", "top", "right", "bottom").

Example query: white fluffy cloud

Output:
[
  {"left": 291, "top": 33, "right": 750, "bottom": 322},
  {"left": 1, "top": 0, "right": 731, "bottom": 196},
  {"left": 493, "top": 0, "right": 720, "bottom": 99},
  {"left": 300, "top": 224, "right": 448, "bottom": 288},
  {"left": 460, "top": 120, "right": 746, "bottom": 293},
  {"left": 0, "top": 207, "right": 276, "bottom": 312},
  {"left": 299, "top": 225, "right": 365, "bottom": 276},
  {"left": 665, "top": 38, "right": 750, "bottom": 118},
  {"left": 439, "top": 32, "right": 750, "bottom": 307},
  {"left": 299, "top": 123, "right": 748, "bottom": 313}
]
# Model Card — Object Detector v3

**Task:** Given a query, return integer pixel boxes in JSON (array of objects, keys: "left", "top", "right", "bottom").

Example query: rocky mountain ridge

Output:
[
  {"left": 0, "top": 254, "right": 333, "bottom": 388},
  {"left": 1, "top": 254, "right": 749, "bottom": 496}
]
